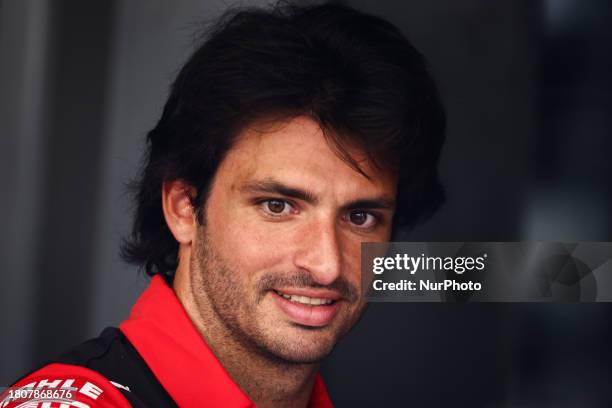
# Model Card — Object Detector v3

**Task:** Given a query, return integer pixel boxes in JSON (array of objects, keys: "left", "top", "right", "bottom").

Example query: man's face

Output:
[{"left": 190, "top": 116, "right": 397, "bottom": 364}]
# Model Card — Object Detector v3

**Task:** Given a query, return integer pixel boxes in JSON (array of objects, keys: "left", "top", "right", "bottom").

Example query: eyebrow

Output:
[
  {"left": 340, "top": 198, "right": 395, "bottom": 212},
  {"left": 240, "top": 178, "right": 395, "bottom": 211},
  {"left": 240, "top": 179, "right": 320, "bottom": 204}
]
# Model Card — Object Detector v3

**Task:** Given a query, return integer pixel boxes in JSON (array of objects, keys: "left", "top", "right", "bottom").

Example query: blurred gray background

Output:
[{"left": 1, "top": 0, "right": 611, "bottom": 406}]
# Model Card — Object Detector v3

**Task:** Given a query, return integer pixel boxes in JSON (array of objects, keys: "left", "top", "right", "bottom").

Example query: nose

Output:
[{"left": 293, "top": 218, "right": 343, "bottom": 286}]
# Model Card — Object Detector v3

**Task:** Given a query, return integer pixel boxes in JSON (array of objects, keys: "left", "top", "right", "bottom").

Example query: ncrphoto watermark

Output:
[{"left": 362, "top": 242, "right": 612, "bottom": 302}]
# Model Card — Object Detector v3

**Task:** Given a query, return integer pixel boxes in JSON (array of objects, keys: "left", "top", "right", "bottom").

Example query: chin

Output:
[
  {"left": 257, "top": 324, "right": 342, "bottom": 364},
  {"left": 268, "top": 342, "right": 335, "bottom": 364}
]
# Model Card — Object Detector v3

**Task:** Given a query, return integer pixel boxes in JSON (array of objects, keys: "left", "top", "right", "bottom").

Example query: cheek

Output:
[
  {"left": 347, "top": 246, "right": 368, "bottom": 300},
  {"left": 206, "top": 202, "right": 300, "bottom": 276},
  {"left": 338, "top": 237, "right": 360, "bottom": 277},
  {"left": 340, "top": 231, "right": 385, "bottom": 285}
]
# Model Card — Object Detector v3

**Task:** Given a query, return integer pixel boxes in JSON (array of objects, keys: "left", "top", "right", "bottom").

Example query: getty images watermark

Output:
[{"left": 361, "top": 242, "right": 612, "bottom": 302}]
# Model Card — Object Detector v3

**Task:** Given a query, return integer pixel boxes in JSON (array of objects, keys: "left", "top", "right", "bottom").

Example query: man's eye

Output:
[
  {"left": 261, "top": 199, "right": 293, "bottom": 216},
  {"left": 348, "top": 210, "right": 377, "bottom": 228}
]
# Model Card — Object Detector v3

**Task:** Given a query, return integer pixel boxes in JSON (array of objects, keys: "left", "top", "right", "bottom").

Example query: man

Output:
[{"left": 4, "top": 2, "right": 444, "bottom": 407}]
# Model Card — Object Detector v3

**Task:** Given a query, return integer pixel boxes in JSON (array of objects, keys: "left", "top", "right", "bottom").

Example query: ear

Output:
[{"left": 162, "top": 180, "right": 198, "bottom": 245}]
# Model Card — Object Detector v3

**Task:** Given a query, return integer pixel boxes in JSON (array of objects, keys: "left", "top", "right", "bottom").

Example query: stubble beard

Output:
[{"left": 189, "top": 227, "right": 364, "bottom": 365}]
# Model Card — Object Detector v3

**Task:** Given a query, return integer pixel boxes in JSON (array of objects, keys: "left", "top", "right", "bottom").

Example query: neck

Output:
[{"left": 173, "top": 268, "right": 318, "bottom": 408}]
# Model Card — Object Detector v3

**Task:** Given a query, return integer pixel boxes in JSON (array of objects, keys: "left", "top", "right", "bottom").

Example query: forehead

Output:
[{"left": 218, "top": 116, "right": 397, "bottom": 196}]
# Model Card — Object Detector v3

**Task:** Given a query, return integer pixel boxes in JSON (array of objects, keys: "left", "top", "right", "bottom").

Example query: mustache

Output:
[{"left": 256, "top": 272, "right": 359, "bottom": 303}]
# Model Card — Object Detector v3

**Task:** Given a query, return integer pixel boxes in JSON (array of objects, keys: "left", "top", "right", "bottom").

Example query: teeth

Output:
[{"left": 276, "top": 291, "right": 333, "bottom": 306}]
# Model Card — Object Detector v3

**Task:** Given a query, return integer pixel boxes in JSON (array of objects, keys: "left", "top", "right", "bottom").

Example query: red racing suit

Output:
[{"left": 1, "top": 276, "right": 334, "bottom": 408}]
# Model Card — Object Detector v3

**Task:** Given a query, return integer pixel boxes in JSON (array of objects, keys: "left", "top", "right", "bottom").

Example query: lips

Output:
[{"left": 271, "top": 289, "right": 341, "bottom": 327}]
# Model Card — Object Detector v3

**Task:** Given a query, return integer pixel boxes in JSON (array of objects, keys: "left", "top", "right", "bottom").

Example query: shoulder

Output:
[
  {"left": 1, "top": 362, "right": 133, "bottom": 407},
  {"left": 3, "top": 327, "right": 176, "bottom": 407}
]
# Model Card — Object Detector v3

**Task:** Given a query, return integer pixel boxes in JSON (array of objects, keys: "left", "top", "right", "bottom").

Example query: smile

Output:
[
  {"left": 271, "top": 289, "right": 341, "bottom": 327},
  {"left": 274, "top": 290, "right": 335, "bottom": 306}
]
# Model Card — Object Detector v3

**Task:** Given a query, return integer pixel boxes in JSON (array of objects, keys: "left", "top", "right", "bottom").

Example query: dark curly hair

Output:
[{"left": 121, "top": 2, "right": 446, "bottom": 280}]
